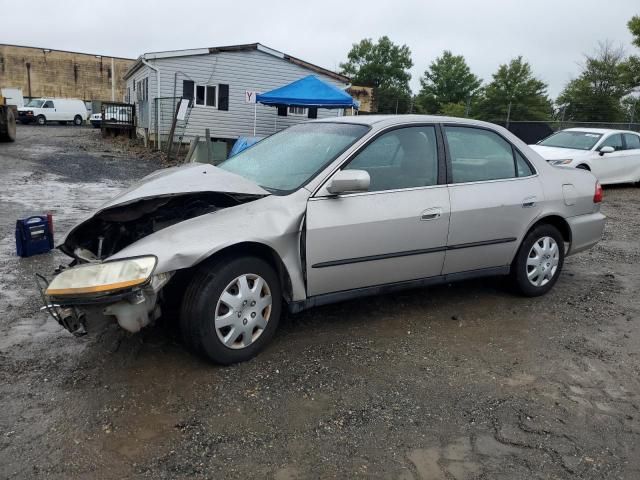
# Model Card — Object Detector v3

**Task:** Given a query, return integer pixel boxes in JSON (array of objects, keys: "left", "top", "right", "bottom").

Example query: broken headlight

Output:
[{"left": 45, "top": 256, "right": 157, "bottom": 297}]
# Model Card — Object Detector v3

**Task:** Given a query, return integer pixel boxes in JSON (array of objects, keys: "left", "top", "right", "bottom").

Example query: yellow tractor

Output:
[{"left": 0, "top": 95, "right": 16, "bottom": 142}]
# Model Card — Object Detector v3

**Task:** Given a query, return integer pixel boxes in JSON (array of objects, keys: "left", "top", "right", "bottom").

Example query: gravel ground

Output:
[{"left": 0, "top": 125, "right": 639, "bottom": 479}]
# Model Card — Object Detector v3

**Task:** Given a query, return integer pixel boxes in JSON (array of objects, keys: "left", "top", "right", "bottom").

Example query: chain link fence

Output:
[{"left": 153, "top": 96, "right": 192, "bottom": 155}]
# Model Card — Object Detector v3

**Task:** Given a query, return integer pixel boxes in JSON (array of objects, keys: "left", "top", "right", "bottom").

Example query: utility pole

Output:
[
  {"left": 506, "top": 101, "right": 512, "bottom": 129},
  {"left": 111, "top": 57, "right": 115, "bottom": 102},
  {"left": 629, "top": 99, "right": 637, "bottom": 129},
  {"left": 395, "top": 98, "right": 399, "bottom": 115},
  {"left": 465, "top": 96, "right": 471, "bottom": 117}
]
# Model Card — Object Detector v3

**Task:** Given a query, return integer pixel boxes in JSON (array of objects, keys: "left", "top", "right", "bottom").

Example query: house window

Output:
[
  {"left": 136, "top": 78, "right": 148, "bottom": 102},
  {"left": 206, "top": 86, "right": 216, "bottom": 107},
  {"left": 184, "top": 81, "right": 226, "bottom": 109},
  {"left": 288, "top": 106, "right": 307, "bottom": 116},
  {"left": 190, "top": 83, "right": 218, "bottom": 107}
]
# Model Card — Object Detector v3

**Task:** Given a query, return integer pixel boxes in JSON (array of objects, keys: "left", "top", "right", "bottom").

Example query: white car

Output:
[{"left": 530, "top": 128, "right": 640, "bottom": 185}]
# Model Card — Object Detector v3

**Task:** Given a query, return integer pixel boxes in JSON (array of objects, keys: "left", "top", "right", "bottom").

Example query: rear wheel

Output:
[
  {"left": 36, "top": 115, "right": 46, "bottom": 126},
  {"left": 180, "top": 256, "right": 281, "bottom": 364},
  {"left": 511, "top": 224, "right": 564, "bottom": 297},
  {"left": 73, "top": 115, "right": 83, "bottom": 126}
]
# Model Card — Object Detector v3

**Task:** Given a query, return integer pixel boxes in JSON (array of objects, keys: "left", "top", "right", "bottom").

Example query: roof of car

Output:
[
  {"left": 314, "top": 114, "right": 500, "bottom": 129},
  {"left": 563, "top": 127, "right": 638, "bottom": 135}
]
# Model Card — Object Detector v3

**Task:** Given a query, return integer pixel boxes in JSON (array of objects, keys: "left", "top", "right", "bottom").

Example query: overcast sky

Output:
[{"left": 1, "top": 0, "right": 637, "bottom": 98}]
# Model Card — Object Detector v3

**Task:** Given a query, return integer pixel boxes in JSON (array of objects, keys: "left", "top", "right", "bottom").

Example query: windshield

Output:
[
  {"left": 25, "top": 99, "right": 44, "bottom": 108},
  {"left": 218, "top": 122, "right": 369, "bottom": 193},
  {"left": 538, "top": 131, "right": 602, "bottom": 151}
]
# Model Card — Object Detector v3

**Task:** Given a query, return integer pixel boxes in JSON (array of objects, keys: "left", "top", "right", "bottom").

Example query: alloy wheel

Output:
[
  {"left": 526, "top": 236, "right": 560, "bottom": 287},
  {"left": 214, "top": 273, "right": 272, "bottom": 349}
]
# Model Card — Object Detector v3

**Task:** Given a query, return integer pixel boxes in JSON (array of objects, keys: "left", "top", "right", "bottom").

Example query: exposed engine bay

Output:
[{"left": 61, "top": 192, "right": 264, "bottom": 262}]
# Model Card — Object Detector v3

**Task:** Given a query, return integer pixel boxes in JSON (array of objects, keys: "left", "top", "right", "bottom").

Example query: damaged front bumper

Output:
[{"left": 37, "top": 271, "right": 173, "bottom": 336}]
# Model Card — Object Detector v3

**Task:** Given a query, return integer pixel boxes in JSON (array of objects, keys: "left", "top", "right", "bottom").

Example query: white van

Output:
[{"left": 17, "top": 98, "right": 88, "bottom": 126}]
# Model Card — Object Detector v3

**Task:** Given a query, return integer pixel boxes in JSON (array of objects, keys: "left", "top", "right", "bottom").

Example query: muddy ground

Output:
[{"left": 0, "top": 125, "right": 639, "bottom": 479}]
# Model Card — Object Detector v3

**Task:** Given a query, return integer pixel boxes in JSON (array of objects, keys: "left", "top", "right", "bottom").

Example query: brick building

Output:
[{"left": 0, "top": 44, "right": 134, "bottom": 102}]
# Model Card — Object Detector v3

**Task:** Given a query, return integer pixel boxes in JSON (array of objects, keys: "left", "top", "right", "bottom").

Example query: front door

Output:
[
  {"left": 42, "top": 100, "right": 60, "bottom": 121},
  {"left": 591, "top": 133, "right": 628, "bottom": 184},
  {"left": 441, "top": 125, "right": 544, "bottom": 274},
  {"left": 305, "top": 125, "right": 450, "bottom": 297}
]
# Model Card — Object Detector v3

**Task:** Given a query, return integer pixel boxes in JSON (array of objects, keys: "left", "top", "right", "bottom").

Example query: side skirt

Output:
[{"left": 287, "top": 266, "right": 510, "bottom": 314}]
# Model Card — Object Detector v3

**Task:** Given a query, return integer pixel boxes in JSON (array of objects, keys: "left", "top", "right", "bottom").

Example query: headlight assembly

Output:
[
  {"left": 45, "top": 256, "right": 157, "bottom": 297},
  {"left": 548, "top": 159, "right": 573, "bottom": 166}
]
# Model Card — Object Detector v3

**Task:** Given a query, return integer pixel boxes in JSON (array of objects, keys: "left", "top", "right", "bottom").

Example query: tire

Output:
[
  {"left": 36, "top": 115, "right": 46, "bottom": 126},
  {"left": 0, "top": 108, "right": 16, "bottom": 142},
  {"left": 511, "top": 224, "right": 565, "bottom": 297},
  {"left": 576, "top": 164, "right": 590, "bottom": 171},
  {"left": 73, "top": 115, "right": 83, "bottom": 126},
  {"left": 180, "top": 256, "right": 282, "bottom": 364}
]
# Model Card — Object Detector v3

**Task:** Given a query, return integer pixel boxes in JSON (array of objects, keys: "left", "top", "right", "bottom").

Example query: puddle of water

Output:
[{"left": 0, "top": 170, "right": 127, "bottom": 351}]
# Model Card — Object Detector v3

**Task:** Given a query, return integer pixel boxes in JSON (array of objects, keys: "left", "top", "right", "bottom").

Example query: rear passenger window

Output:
[
  {"left": 624, "top": 133, "right": 640, "bottom": 150},
  {"left": 515, "top": 151, "right": 535, "bottom": 177},
  {"left": 345, "top": 126, "right": 438, "bottom": 192},
  {"left": 444, "top": 126, "right": 518, "bottom": 183}
]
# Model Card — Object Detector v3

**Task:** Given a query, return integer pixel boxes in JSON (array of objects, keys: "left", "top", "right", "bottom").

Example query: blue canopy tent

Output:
[{"left": 253, "top": 75, "right": 359, "bottom": 134}]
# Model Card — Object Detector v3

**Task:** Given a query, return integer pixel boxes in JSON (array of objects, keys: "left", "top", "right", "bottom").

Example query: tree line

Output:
[{"left": 340, "top": 15, "right": 640, "bottom": 124}]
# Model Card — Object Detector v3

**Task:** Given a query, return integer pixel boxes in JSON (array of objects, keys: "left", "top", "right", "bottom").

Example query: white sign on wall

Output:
[
  {"left": 176, "top": 98, "right": 190, "bottom": 121},
  {"left": 245, "top": 91, "right": 261, "bottom": 104}
]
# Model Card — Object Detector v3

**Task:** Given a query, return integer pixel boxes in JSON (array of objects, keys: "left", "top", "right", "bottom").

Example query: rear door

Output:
[
  {"left": 622, "top": 133, "right": 640, "bottom": 183},
  {"left": 442, "top": 125, "right": 543, "bottom": 274},
  {"left": 305, "top": 125, "right": 450, "bottom": 296}
]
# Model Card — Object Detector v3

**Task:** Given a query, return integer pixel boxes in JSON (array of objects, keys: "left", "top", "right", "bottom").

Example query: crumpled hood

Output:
[
  {"left": 59, "top": 163, "right": 270, "bottom": 248},
  {"left": 529, "top": 145, "right": 591, "bottom": 160},
  {"left": 99, "top": 163, "right": 269, "bottom": 211}
]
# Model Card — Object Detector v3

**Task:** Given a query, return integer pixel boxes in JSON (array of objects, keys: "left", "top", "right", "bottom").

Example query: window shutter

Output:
[
  {"left": 218, "top": 84, "right": 229, "bottom": 111},
  {"left": 277, "top": 106, "right": 287, "bottom": 116},
  {"left": 308, "top": 107, "right": 318, "bottom": 119},
  {"left": 183, "top": 80, "right": 195, "bottom": 105}
]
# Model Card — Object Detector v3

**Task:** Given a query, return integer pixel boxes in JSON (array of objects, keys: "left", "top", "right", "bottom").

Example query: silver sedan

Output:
[{"left": 42, "top": 115, "right": 606, "bottom": 364}]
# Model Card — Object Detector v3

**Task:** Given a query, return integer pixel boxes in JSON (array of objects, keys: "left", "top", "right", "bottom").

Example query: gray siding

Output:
[{"left": 130, "top": 49, "right": 348, "bottom": 139}]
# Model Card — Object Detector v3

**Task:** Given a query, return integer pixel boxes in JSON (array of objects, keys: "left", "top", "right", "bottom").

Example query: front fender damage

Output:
[
  {"left": 45, "top": 188, "right": 308, "bottom": 336},
  {"left": 108, "top": 190, "right": 309, "bottom": 301}
]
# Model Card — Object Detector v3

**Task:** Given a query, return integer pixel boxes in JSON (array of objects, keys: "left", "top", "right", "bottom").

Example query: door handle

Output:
[
  {"left": 522, "top": 196, "right": 537, "bottom": 208},
  {"left": 420, "top": 207, "right": 442, "bottom": 221}
]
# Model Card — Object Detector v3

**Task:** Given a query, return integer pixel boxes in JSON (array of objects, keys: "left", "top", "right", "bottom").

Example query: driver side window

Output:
[
  {"left": 600, "top": 134, "right": 623, "bottom": 151},
  {"left": 43, "top": 101, "right": 54, "bottom": 108},
  {"left": 344, "top": 126, "right": 439, "bottom": 192}
]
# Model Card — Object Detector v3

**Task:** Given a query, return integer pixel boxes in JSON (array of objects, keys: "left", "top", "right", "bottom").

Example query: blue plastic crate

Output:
[{"left": 16, "top": 215, "right": 54, "bottom": 257}]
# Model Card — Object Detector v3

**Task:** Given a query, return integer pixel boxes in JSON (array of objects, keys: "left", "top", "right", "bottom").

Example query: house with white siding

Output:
[{"left": 122, "top": 43, "right": 352, "bottom": 149}]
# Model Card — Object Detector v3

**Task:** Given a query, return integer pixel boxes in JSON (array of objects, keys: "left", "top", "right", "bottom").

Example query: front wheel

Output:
[
  {"left": 511, "top": 225, "right": 565, "bottom": 297},
  {"left": 73, "top": 115, "right": 83, "bottom": 126},
  {"left": 36, "top": 115, "right": 46, "bottom": 126},
  {"left": 180, "top": 256, "right": 282, "bottom": 364}
]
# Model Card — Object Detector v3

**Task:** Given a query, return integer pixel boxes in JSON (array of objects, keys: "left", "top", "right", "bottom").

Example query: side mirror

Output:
[
  {"left": 599, "top": 146, "right": 615, "bottom": 156},
  {"left": 326, "top": 169, "right": 370, "bottom": 195}
]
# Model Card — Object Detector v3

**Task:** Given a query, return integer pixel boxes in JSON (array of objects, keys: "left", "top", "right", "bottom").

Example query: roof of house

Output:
[{"left": 123, "top": 43, "right": 350, "bottom": 83}]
